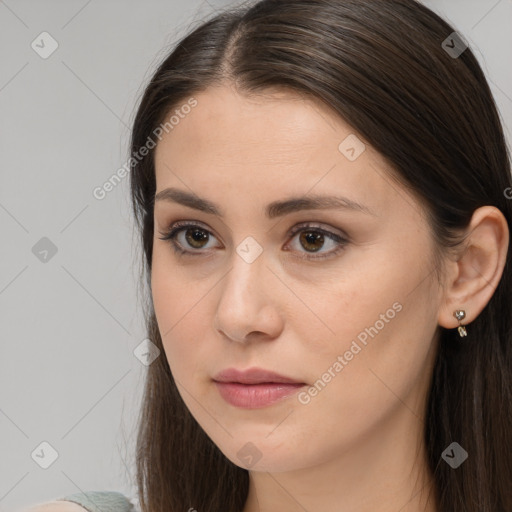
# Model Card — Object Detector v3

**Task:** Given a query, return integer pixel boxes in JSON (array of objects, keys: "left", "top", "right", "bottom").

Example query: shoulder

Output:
[
  {"left": 23, "top": 501, "right": 91, "bottom": 512},
  {"left": 24, "top": 492, "right": 136, "bottom": 512}
]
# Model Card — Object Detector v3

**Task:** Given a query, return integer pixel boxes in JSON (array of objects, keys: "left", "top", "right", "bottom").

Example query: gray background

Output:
[{"left": 1, "top": 0, "right": 511, "bottom": 510}]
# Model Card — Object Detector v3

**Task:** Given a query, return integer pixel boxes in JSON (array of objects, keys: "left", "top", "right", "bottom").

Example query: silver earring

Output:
[{"left": 453, "top": 309, "right": 467, "bottom": 337}]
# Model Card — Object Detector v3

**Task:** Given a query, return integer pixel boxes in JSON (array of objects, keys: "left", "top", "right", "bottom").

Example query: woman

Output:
[{"left": 49, "top": 0, "right": 512, "bottom": 511}]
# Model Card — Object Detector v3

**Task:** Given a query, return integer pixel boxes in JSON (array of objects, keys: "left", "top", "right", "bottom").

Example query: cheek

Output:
[
  {"left": 289, "top": 241, "right": 437, "bottom": 409},
  {"left": 150, "top": 254, "right": 208, "bottom": 378},
  {"left": 295, "top": 298, "right": 438, "bottom": 467},
  {"left": 289, "top": 242, "right": 422, "bottom": 356},
  {"left": 309, "top": 256, "right": 436, "bottom": 400}
]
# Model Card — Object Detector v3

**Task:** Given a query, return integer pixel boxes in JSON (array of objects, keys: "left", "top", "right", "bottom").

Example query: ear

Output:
[{"left": 438, "top": 206, "right": 509, "bottom": 330}]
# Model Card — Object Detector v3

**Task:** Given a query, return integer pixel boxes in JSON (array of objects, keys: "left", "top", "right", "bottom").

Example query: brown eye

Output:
[
  {"left": 158, "top": 222, "right": 220, "bottom": 255},
  {"left": 159, "top": 221, "right": 349, "bottom": 261},
  {"left": 184, "top": 227, "right": 210, "bottom": 249},
  {"left": 298, "top": 230, "right": 325, "bottom": 252},
  {"left": 286, "top": 223, "right": 349, "bottom": 260}
]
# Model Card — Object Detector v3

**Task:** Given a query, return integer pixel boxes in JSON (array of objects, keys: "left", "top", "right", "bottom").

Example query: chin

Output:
[{"left": 211, "top": 433, "right": 311, "bottom": 473}]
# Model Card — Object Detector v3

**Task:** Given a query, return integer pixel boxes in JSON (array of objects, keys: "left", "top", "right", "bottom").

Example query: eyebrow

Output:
[{"left": 154, "top": 187, "right": 377, "bottom": 218}]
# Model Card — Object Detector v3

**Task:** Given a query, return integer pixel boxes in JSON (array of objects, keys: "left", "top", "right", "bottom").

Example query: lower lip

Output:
[{"left": 214, "top": 381, "right": 306, "bottom": 409}]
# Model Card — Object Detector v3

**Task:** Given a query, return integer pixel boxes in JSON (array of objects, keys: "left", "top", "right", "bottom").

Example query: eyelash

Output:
[{"left": 157, "top": 221, "right": 349, "bottom": 261}]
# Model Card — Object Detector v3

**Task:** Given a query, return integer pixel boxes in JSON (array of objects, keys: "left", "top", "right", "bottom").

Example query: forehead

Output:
[
  {"left": 152, "top": 84, "right": 416, "bottom": 221},
  {"left": 155, "top": 83, "right": 352, "bottom": 162}
]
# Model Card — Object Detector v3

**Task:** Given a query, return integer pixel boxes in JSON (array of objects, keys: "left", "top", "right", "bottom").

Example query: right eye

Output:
[{"left": 158, "top": 221, "right": 221, "bottom": 256}]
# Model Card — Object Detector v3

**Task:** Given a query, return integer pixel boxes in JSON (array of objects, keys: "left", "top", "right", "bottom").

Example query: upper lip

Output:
[{"left": 213, "top": 367, "right": 305, "bottom": 385}]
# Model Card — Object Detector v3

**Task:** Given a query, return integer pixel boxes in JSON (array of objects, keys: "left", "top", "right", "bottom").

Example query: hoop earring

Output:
[{"left": 453, "top": 309, "right": 467, "bottom": 337}]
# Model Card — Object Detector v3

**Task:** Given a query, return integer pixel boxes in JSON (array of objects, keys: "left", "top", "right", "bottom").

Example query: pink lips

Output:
[{"left": 213, "top": 367, "right": 306, "bottom": 409}]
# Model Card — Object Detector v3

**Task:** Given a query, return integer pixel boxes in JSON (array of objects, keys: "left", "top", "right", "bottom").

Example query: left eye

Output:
[
  {"left": 287, "top": 227, "right": 345, "bottom": 257},
  {"left": 158, "top": 222, "right": 349, "bottom": 260}
]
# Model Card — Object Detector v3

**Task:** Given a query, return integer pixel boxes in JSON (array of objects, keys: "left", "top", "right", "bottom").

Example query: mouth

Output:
[
  {"left": 213, "top": 367, "right": 304, "bottom": 384},
  {"left": 212, "top": 367, "right": 307, "bottom": 409}
]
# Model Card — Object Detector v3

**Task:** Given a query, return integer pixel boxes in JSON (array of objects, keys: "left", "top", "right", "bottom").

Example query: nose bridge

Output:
[
  {"left": 223, "top": 242, "right": 266, "bottom": 305},
  {"left": 214, "top": 242, "right": 280, "bottom": 341}
]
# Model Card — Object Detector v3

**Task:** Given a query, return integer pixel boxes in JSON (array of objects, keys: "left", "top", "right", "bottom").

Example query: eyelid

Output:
[
  {"left": 157, "top": 220, "right": 221, "bottom": 256},
  {"left": 284, "top": 222, "right": 348, "bottom": 260},
  {"left": 158, "top": 219, "right": 349, "bottom": 260},
  {"left": 161, "top": 219, "right": 222, "bottom": 244},
  {"left": 286, "top": 221, "right": 347, "bottom": 241}
]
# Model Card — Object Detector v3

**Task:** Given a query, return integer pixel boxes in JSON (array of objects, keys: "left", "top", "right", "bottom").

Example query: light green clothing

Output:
[{"left": 57, "top": 491, "right": 136, "bottom": 512}]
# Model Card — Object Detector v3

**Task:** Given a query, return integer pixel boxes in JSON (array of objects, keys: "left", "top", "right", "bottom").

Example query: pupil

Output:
[
  {"left": 186, "top": 228, "right": 208, "bottom": 248},
  {"left": 301, "top": 231, "right": 324, "bottom": 252},
  {"left": 182, "top": 228, "right": 325, "bottom": 252}
]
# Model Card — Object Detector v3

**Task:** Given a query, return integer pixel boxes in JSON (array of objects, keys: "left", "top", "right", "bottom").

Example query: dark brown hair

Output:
[{"left": 129, "top": 1, "right": 512, "bottom": 510}]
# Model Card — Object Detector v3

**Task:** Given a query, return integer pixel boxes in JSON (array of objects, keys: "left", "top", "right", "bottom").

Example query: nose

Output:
[{"left": 213, "top": 251, "right": 284, "bottom": 344}]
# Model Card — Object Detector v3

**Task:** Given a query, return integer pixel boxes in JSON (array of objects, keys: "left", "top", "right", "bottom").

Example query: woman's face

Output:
[{"left": 151, "top": 84, "right": 442, "bottom": 472}]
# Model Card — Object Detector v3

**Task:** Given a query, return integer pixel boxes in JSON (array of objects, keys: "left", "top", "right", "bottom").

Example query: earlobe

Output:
[{"left": 437, "top": 205, "right": 509, "bottom": 332}]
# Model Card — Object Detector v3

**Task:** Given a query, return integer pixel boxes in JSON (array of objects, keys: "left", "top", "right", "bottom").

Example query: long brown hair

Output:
[{"left": 129, "top": 1, "right": 512, "bottom": 510}]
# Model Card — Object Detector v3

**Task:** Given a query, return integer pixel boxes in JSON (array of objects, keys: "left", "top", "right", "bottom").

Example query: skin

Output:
[
  {"left": 23, "top": 501, "right": 93, "bottom": 512},
  {"left": 151, "top": 83, "right": 509, "bottom": 512}
]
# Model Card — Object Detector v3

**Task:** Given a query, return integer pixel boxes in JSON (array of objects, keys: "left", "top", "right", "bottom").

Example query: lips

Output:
[
  {"left": 212, "top": 367, "right": 307, "bottom": 408},
  {"left": 213, "top": 367, "right": 305, "bottom": 385}
]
